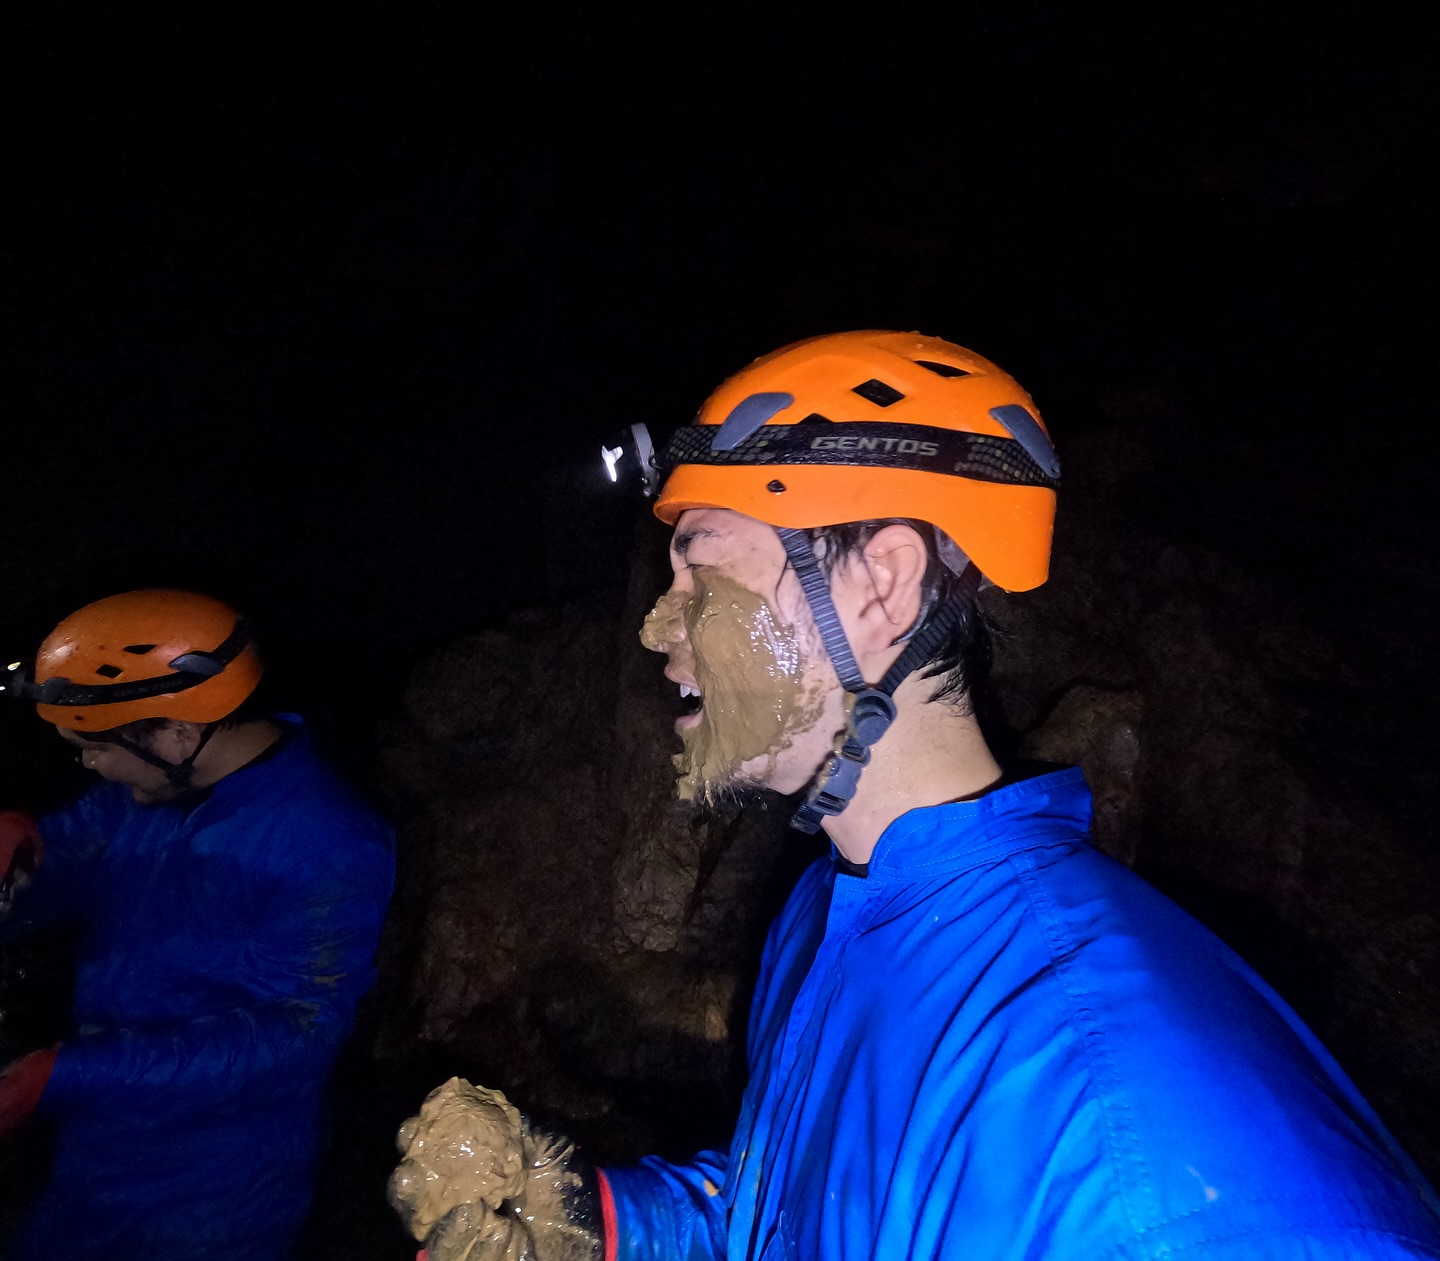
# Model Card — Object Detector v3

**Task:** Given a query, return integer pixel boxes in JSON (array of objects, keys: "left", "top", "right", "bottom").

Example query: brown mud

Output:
[
  {"left": 389, "top": 1078, "right": 600, "bottom": 1261},
  {"left": 641, "top": 573, "right": 824, "bottom": 803},
  {"left": 424, "top": 1199, "right": 533, "bottom": 1261},
  {"left": 389, "top": 1077, "right": 527, "bottom": 1239}
]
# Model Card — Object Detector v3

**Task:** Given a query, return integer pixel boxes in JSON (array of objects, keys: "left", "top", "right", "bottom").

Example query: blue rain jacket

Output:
[
  {"left": 605, "top": 769, "right": 1440, "bottom": 1259},
  {"left": 1, "top": 717, "right": 394, "bottom": 1260}
]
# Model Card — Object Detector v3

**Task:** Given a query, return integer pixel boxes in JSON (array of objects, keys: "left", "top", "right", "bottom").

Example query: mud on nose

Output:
[{"left": 640, "top": 591, "right": 690, "bottom": 652}]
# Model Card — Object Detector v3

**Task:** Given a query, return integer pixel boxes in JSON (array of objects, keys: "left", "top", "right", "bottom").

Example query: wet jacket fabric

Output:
[
  {"left": 604, "top": 769, "right": 1440, "bottom": 1260},
  {"left": 1, "top": 718, "right": 394, "bottom": 1260}
]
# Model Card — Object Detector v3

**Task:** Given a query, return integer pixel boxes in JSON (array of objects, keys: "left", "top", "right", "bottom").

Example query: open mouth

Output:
[{"left": 675, "top": 681, "right": 704, "bottom": 732}]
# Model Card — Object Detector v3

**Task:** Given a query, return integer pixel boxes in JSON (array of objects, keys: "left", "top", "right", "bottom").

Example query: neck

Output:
[
  {"left": 821, "top": 677, "right": 1002, "bottom": 866},
  {"left": 188, "top": 719, "right": 283, "bottom": 789}
]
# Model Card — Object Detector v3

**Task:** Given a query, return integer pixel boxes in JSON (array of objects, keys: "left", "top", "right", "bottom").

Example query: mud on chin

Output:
[
  {"left": 674, "top": 726, "right": 798, "bottom": 807},
  {"left": 672, "top": 731, "right": 766, "bottom": 806},
  {"left": 672, "top": 754, "right": 773, "bottom": 807}
]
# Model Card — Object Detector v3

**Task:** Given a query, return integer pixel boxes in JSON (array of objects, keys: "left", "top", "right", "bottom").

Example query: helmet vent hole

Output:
[
  {"left": 123, "top": 644, "right": 156, "bottom": 654},
  {"left": 798, "top": 412, "right": 834, "bottom": 425},
  {"left": 915, "top": 360, "right": 970, "bottom": 378},
  {"left": 852, "top": 379, "right": 904, "bottom": 408},
  {"left": 94, "top": 664, "right": 124, "bottom": 679}
]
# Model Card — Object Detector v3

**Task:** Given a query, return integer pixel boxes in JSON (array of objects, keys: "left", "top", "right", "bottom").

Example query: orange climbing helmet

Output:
[
  {"left": 653, "top": 331, "right": 1060, "bottom": 591},
  {"left": 5, "top": 590, "right": 262, "bottom": 731}
]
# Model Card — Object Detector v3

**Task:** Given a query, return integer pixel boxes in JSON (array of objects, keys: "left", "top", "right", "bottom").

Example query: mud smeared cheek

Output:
[{"left": 674, "top": 573, "right": 824, "bottom": 803}]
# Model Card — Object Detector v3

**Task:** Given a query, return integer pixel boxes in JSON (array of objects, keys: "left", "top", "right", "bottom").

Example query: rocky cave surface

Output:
[{"left": 296, "top": 403, "right": 1440, "bottom": 1257}]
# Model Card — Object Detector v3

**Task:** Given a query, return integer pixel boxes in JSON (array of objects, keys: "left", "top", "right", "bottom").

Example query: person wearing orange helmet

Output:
[
  {"left": 11, "top": 588, "right": 272, "bottom": 805},
  {"left": 642, "top": 331, "right": 1058, "bottom": 831},
  {"left": 390, "top": 332, "right": 1439, "bottom": 1260},
  {"left": 0, "top": 589, "right": 394, "bottom": 1260}
]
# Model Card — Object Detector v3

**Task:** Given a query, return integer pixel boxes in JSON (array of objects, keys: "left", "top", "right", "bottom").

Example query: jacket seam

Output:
[{"left": 1008, "top": 849, "right": 1157, "bottom": 1239}]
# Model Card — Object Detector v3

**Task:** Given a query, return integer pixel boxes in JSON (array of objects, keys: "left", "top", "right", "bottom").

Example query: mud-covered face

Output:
[{"left": 640, "top": 509, "right": 843, "bottom": 804}]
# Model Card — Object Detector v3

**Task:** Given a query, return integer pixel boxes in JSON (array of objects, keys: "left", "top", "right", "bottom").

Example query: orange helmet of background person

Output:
[
  {"left": 33, "top": 590, "right": 262, "bottom": 731},
  {"left": 654, "top": 331, "right": 1058, "bottom": 592}
]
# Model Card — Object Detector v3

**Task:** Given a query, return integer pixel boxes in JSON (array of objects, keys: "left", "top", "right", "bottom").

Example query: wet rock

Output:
[
  {"left": 372, "top": 525, "right": 797, "bottom": 1157},
  {"left": 1021, "top": 683, "right": 1142, "bottom": 865}
]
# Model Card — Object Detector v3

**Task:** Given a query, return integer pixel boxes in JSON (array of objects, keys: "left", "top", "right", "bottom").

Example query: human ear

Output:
[
  {"left": 847, "top": 523, "right": 929, "bottom": 653},
  {"left": 147, "top": 721, "right": 204, "bottom": 763}
]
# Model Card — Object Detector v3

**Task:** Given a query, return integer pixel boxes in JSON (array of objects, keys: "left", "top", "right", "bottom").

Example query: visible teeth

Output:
[{"left": 680, "top": 684, "right": 701, "bottom": 699}]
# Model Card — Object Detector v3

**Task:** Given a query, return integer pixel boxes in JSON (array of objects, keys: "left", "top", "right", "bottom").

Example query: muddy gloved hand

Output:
[{"left": 389, "top": 1077, "right": 608, "bottom": 1261}]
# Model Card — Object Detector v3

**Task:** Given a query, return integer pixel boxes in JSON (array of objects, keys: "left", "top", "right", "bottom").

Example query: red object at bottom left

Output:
[
  {"left": 1, "top": 812, "right": 43, "bottom": 881},
  {"left": 0, "top": 1048, "right": 58, "bottom": 1139}
]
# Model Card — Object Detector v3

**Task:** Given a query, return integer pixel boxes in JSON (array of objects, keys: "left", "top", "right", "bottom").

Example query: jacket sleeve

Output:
[
  {"left": 596, "top": 864, "right": 830, "bottom": 1261},
  {"left": 40, "top": 816, "right": 394, "bottom": 1109},
  {"left": 600, "top": 1150, "right": 731, "bottom": 1261},
  {"left": 0, "top": 788, "right": 118, "bottom": 941}
]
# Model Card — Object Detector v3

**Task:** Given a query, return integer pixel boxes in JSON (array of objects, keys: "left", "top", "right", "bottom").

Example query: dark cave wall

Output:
[{"left": 371, "top": 526, "right": 802, "bottom": 1159}]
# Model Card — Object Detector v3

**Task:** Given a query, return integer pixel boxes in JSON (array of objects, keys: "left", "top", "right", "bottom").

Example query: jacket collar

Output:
[
  {"left": 858, "top": 766, "right": 1093, "bottom": 881},
  {"left": 201, "top": 714, "right": 309, "bottom": 805}
]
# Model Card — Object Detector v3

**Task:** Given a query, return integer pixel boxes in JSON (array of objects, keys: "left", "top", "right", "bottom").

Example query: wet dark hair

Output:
[
  {"left": 212, "top": 687, "right": 272, "bottom": 730},
  {"left": 803, "top": 519, "right": 992, "bottom": 713}
]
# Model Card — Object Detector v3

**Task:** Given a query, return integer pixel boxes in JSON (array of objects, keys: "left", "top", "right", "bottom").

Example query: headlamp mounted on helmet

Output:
[{"left": 599, "top": 423, "right": 661, "bottom": 497}]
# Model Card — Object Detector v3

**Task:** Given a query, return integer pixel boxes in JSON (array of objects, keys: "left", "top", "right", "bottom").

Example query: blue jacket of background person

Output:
[
  {"left": 604, "top": 768, "right": 1440, "bottom": 1260},
  {"left": 2, "top": 716, "right": 394, "bottom": 1259}
]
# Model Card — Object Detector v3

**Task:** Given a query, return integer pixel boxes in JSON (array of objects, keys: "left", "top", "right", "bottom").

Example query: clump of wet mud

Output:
[
  {"left": 640, "top": 572, "right": 825, "bottom": 803},
  {"left": 423, "top": 1199, "right": 533, "bottom": 1261},
  {"left": 389, "top": 1077, "right": 526, "bottom": 1239},
  {"left": 389, "top": 1077, "right": 600, "bottom": 1261}
]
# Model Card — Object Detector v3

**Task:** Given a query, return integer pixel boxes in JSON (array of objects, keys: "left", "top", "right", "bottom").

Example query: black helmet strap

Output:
[
  {"left": 777, "top": 528, "right": 977, "bottom": 835},
  {"left": 79, "top": 721, "right": 221, "bottom": 788}
]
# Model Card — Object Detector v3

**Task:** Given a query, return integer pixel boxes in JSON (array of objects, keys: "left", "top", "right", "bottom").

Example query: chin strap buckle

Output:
[
  {"left": 793, "top": 740, "right": 869, "bottom": 835},
  {"left": 790, "top": 689, "right": 898, "bottom": 834},
  {"left": 849, "top": 688, "right": 897, "bottom": 746}
]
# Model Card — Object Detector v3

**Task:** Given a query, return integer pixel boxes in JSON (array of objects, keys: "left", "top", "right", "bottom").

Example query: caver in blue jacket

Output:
[
  {"left": 604, "top": 769, "right": 1440, "bottom": 1259},
  {"left": 0, "top": 716, "right": 394, "bottom": 1260}
]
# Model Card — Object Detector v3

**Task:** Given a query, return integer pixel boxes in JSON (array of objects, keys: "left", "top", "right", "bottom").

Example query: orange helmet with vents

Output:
[
  {"left": 654, "top": 330, "right": 1060, "bottom": 591},
  {"left": 21, "top": 590, "right": 262, "bottom": 731}
]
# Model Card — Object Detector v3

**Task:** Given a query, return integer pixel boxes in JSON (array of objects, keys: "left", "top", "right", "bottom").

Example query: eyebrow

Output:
[{"left": 672, "top": 526, "right": 721, "bottom": 559}]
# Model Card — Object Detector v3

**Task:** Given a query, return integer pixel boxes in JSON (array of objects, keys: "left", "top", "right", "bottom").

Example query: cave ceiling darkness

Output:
[{"left": 2, "top": 6, "right": 1432, "bottom": 686}]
